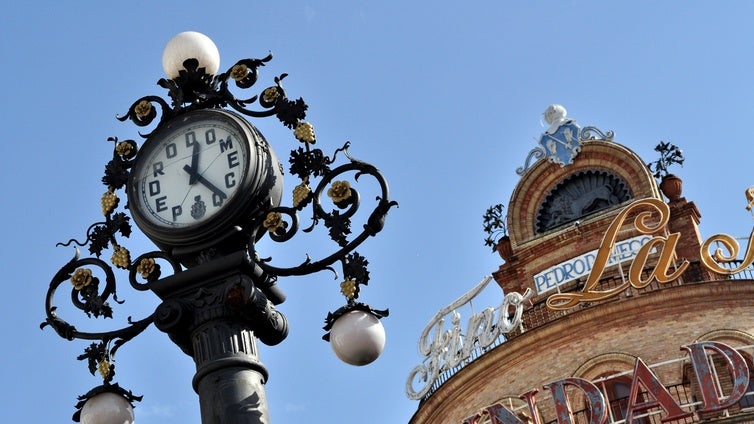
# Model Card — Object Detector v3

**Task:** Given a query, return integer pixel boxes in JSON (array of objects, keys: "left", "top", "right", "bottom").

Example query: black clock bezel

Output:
[{"left": 127, "top": 109, "right": 283, "bottom": 251}]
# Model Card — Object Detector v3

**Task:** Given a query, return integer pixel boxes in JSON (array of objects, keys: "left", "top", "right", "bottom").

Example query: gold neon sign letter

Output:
[
  {"left": 701, "top": 229, "right": 754, "bottom": 274},
  {"left": 547, "top": 198, "right": 689, "bottom": 310}
]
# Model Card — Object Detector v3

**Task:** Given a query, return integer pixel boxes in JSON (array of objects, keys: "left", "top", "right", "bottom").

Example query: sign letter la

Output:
[{"left": 628, "top": 232, "right": 688, "bottom": 287}]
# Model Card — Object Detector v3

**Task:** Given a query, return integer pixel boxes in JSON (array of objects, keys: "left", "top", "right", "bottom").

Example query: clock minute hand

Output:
[{"left": 183, "top": 165, "right": 228, "bottom": 200}]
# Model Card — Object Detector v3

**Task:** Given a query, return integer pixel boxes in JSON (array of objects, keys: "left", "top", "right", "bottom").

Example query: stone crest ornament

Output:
[
  {"left": 516, "top": 104, "right": 615, "bottom": 176},
  {"left": 539, "top": 104, "right": 581, "bottom": 167}
]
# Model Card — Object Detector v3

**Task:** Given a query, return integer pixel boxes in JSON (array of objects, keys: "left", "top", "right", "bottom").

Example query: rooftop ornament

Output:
[
  {"left": 517, "top": 104, "right": 614, "bottom": 176},
  {"left": 647, "top": 141, "right": 684, "bottom": 180},
  {"left": 647, "top": 141, "right": 685, "bottom": 201},
  {"left": 482, "top": 203, "right": 512, "bottom": 260}
]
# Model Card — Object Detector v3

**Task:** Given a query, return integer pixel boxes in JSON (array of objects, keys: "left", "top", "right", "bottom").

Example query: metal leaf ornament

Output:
[
  {"left": 289, "top": 146, "right": 332, "bottom": 179},
  {"left": 44, "top": 46, "right": 398, "bottom": 408}
]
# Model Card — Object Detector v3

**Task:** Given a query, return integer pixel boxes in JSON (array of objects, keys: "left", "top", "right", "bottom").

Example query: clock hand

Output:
[
  {"left": 183, "top": 165, "right": 228, "bottom": 200},
  {"left": 188, "top": 141, "right": 200, "bottom": 185}
]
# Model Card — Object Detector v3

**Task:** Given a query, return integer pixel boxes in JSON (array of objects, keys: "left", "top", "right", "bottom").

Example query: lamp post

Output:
[{"left": 42, "top": 31, "right": 396, "bottom": 424}]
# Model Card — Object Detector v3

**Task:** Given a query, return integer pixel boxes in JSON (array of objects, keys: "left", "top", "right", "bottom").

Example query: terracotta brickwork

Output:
[
  {"left": 410, "top": 281, "right": 754, "bottom": 423},
  {"left": 493, "top": 140, "right": 710, "bottom": 305},
  {"left": 508, "top": 141, "right": 659, "bottom": 246},
  {"left": 409, "top": 135, "right": 754, "bottom": 424}
]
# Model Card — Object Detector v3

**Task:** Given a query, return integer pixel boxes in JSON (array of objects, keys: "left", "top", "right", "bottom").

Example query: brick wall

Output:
[
  {"left": 409, "top": 281, "right": 754, "bottom": 423},
  {"left": 409, "top": 138, "right": 750, "bottom": 424}
]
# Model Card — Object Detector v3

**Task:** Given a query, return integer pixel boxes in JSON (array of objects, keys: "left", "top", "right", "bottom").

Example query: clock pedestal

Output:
[
  {"left": 193, "top": 323, "right": 270, "bottom": 423},
  {"left": 193, "top": 324, "right": 270, "bottom": 423},
  {"left": 150, "top": 251, "right": 287, "bottom": 423}
]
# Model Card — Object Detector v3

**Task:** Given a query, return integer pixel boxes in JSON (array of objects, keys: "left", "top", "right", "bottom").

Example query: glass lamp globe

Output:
[
  {"left": 80, "top": 392, "right": 135, "bottom": 424},
  {"left": 162, "top": 31, "right": 220, "bottom": 79},
  {"left": 329, "top": 310, "right": 386, "bottom": 366}
]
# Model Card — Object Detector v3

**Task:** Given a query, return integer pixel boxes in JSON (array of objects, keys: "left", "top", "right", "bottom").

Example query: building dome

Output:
[{"left": 408, "top": 107, "right": 754, "bottom": 424}]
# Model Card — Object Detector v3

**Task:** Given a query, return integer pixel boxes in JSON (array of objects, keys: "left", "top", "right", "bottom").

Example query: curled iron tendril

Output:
[
  {"left": 128, "top": 250, "right": 182, "bottom": 290},
  {"left": 249, "top": 141, "right": 398, "bottom": 298},
  {"left": 117, "top": 54, "right": 306, "bottom": 138},
  {"left": 45, "top": 49, "right": 397, "bottom": 382},
  {"left": 41, "top": 248, "right": 153, "bottom": 342},
  {"left": 55, "top": 214, "right": 130, "bottom": 259},
  {"left": 41, "top": 247, "right": 181, "bottom": 380}
]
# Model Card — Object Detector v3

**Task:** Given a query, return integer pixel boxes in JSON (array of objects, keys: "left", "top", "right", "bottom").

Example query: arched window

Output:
[
  {"left": 535, "top": 170, "right": 631, "bottom": 233},
  {"left": 596, "top": 375, "right": 649, "bottom": 424}
]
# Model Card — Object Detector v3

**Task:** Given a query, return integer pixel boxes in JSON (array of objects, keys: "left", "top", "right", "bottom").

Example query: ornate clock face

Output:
[{"left": 130, "top": 110, "right": 252, "bottom": 230}]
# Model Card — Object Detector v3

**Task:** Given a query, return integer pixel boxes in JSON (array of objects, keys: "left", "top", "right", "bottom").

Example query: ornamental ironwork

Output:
[{"left": 42, "top": 45, "right": 396, "bottom": 420}]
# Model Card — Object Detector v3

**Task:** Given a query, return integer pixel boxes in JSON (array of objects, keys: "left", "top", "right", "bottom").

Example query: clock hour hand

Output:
[
  {"left": 183, "top": 165, "right": 228, "bottom": 200},
  {"left": 188, "top": 141, "right": 200, "bottom": 185}
]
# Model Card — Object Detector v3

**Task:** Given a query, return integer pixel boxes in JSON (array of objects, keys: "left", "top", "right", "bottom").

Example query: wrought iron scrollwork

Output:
[
  {"left": 43, "top": 122, "right": 183, "bottom": 405},
  {"left": 41, "top": 249, "right": 156, "bottom": 385},
  {"left": 117, "top": 54, "right": 306, "bottom": 136},
  {"left": 253, "top": 142, "right": 396, "bottom": 275},
  {"left": 251, "top": 136, "right": 397, "bottom": 324},
  {"left": 45, "top": 48, "right": 394, "bottom": 375},
  {"left": 43, "top": 49, "right": 396, "bottom": 413}
]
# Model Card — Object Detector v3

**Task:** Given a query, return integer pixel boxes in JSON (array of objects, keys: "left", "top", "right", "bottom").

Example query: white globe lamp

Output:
[
  {"left": 329, "top": 310, "right": 386, "bottom": 366},
  {"left": 162, "top": 31, "right": 220, "bottom": 79},
  {"left": 80, "top": 391, "right": 135, "bottom": 424}
]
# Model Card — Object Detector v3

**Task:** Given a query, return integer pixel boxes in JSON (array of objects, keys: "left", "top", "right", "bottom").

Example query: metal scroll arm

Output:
[
  {"left": 247, "top": 142, "right": 397, "bottom": 334},
  {"left": 117, "top": 54, "right": 308, "bottom": 138},
  {"left": 249, "top": 159, "right": 397, "bottom": 279},
  {"left": 41, "top": 249, "right": 160, "bottom": 382}
]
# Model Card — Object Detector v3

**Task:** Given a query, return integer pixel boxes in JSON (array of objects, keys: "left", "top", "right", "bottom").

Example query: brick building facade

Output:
[{"left": 408, "top": 106, "right": 754, "bottom": 424}]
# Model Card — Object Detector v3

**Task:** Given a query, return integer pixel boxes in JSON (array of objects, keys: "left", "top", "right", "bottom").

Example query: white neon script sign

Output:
[{"left": 405, "top": 277, "right": 533, "bottom": 400}]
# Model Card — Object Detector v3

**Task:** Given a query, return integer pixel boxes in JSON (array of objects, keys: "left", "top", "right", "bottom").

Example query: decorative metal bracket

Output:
[{"left": 42, "top": 50, "right": 397, "bottom": 411}]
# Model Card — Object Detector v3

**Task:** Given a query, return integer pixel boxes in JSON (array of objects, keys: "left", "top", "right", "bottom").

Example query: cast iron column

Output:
[
  {"left": 151, "top": 251, "right": 287, "bottom": 424},
  {"left": 192, "top": 320, "right": 270, "bottom": 423}
]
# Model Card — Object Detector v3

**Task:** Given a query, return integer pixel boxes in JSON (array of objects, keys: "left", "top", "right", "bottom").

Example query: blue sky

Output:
[{"left": 3, "top": 1, "right": 754, "bottom": 423}]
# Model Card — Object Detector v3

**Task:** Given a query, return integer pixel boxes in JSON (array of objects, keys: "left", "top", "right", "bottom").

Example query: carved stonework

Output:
[{"left": 536, "top": 170, "right": 632, "bottom": 233}]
